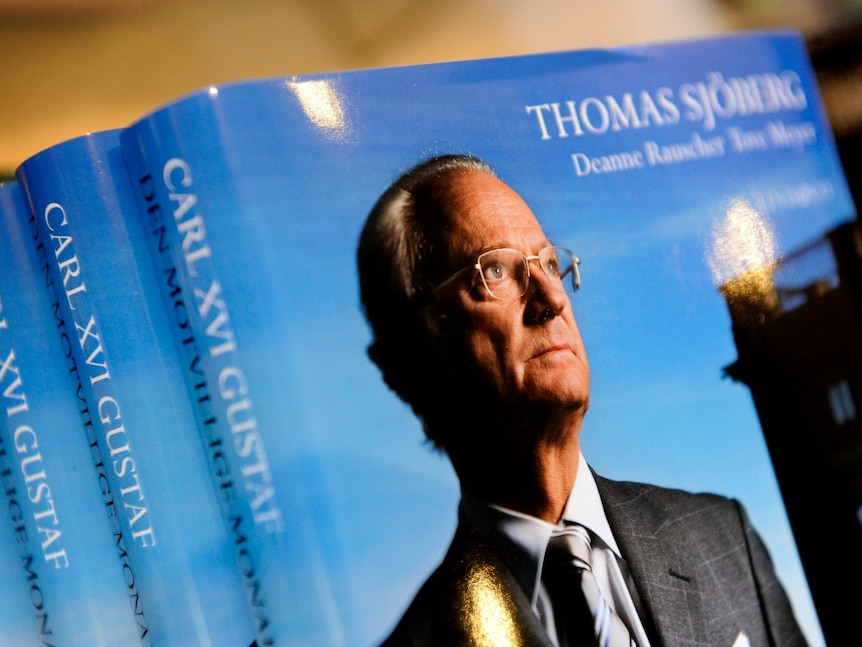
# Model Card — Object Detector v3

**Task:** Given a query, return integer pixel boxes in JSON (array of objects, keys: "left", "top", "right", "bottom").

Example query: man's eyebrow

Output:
[
  {"left": 465, "top": 240, "right": 555, "bottom": 258},
  {"left": 451, "top": 244, "right": 497, "bottom": 265},
  {"left": 475, "top": 243, "right": 506, "bottom": 256}
]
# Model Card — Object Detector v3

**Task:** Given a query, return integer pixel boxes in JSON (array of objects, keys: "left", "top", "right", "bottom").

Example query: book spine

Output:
[
  {"left": 0, "top": 433, "right": 42, "bottom": 647},
  {"left": 123, "top": 139, "right": 277, "bottom": 647},
  {"left": 0, "top": 179, "right": 143, "bottom": 646},
  {"left": 0, "top": 180, "right": 144, "bottom": 646},
  {"left": 122, "top": 121, "right": 339, "bottom": 646},
  {"left": 16, "top": 131, "right": 256, "bottom": 647}
]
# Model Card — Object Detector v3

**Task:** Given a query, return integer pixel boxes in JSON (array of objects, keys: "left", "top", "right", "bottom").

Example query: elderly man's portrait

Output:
[{"left": 358, "top": 154, "right": 809, "bottom": 647}]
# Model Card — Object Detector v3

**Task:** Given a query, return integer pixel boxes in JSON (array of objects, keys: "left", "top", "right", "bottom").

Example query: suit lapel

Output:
[{"left": 596, "top": 476, "right": 707, "bottom": 647}]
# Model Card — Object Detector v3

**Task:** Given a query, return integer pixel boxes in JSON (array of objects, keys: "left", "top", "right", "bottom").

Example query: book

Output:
[
  {"left": 0, "top": 179, "right": 143, "bottom": 646},
  {"left": 0, "top": 470, "right": 41, "bottom": 647},
  {"left": 15, "top": 131, "right": 257, "bottom": 647},
  {"left": 120, "top": 30, "right": 850, "bottom": 645}
]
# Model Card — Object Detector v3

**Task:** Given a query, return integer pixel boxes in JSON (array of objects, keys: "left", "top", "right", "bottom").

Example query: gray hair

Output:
[{"left": 357, "top": 154, "right": 494, "bottom": 445}]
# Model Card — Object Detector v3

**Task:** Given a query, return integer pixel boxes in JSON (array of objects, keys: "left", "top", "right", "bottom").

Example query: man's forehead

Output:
[{"left": 435, "top": 171, "right": 550, "bottom": 256}]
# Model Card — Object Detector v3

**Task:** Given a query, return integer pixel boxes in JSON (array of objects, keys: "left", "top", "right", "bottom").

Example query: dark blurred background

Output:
[{"left": 2, "top": 0, "right": 862, "bottom": 176}]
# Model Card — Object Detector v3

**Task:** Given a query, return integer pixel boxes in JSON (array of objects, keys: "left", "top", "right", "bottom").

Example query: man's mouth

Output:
[{"left": 531, "top": 344, "right": 571, "bottom": 360}]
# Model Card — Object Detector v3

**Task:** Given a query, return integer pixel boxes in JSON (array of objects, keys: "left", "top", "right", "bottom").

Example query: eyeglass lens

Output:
[{"left": 478, "top": 247, "right": 576, "bottom": 299}]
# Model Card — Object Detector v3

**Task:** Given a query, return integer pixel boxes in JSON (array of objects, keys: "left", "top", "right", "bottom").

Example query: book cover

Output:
[
  {"left": 15, "top": 131, "right": 257, "bottom": 647},
  {"left": 0, "top": 179, "right": 142, "bottom": 646},
  {"left": 0, "top": 181, "right": 54, "bottom": 647},
  {"left": 121, "top": 31, "right": 849, "bottom": 646},
  {"left": 0, "top": 472, "right": 40, "bottom": 647}
]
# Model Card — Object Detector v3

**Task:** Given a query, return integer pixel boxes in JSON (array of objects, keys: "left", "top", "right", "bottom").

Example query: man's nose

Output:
[{"left": 524, "top": 263, "right": 568, "bottom": 321}]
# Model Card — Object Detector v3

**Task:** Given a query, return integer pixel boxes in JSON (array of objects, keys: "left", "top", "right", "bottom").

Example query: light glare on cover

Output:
[
  {"left": 465, "top": 567, "right": 521, "bottom": 646},
  {"left": 286, "top": 79, "right": 348, "bottom": 139},
  {"left": 709, "top": 198, "right": 778, "bottom": 307}
]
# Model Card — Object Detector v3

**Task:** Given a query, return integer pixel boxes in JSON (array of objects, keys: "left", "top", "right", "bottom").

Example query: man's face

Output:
[{"left": 429, "top": 170, "right": 590, "bottom": 420}]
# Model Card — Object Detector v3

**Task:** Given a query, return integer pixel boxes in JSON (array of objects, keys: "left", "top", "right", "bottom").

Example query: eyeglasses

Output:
[{"left": 432, "top": 245, "right": 580, "bottom": 300}]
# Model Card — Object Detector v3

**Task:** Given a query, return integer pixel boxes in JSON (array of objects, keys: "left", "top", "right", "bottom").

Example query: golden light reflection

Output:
[
  {"left": 463, "top": 566, "right": 521, "bottom": 646},
  {"left": 286, "top": 79, "right": 349, "bottom": 140},
  {"left": 709, "top": 198, "right": 779, "bottom": 319}
]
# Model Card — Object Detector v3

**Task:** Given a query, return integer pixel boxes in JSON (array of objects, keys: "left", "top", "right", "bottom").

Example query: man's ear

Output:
[
  {"left": 367, "top": 323, "right": 443, "bottom": 421},
  {"left": 368, "top": 337, "right": 453, "bottom": 451},
  {"left": 421, "top": 296, "right": 455, "bottom": 338}
]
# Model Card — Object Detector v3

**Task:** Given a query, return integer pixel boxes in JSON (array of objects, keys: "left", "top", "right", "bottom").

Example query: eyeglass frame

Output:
[{"left": 429, "top": 245, "right": 581, "bottom": 300}]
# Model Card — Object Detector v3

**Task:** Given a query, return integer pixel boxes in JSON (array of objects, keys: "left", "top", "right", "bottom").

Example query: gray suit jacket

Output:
[{"left": 382, "top": 476, "right": 808, "bottom": 647}]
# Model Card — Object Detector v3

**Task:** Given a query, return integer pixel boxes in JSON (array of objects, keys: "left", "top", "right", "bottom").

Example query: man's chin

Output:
[
  {"left": 521, "top": 373, "right": 589, "bottom": 407},
  {"left": 517, "top": 390, "right": 589, "bottom": 424}
]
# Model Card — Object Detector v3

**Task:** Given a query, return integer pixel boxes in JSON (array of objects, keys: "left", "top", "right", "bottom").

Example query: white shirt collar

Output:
[
  {"left": 459, "top": 452, "right": 619, "bottom": 608},
  {"left": 562, "top": 452, "right": 622, "bottom": 557}
]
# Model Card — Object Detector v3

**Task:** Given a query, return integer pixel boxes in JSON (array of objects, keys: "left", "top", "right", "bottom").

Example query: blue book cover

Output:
[
  {"left": 0, "top": 182, "right": 51, "bottom": 647},
  {"left": 0, "top": 477, "right": 41, "bottom": 647},
  {"left": 121, "top": 31, "right": 849, "bottom": 646},
  {"left": 0, "top": 179, "right": 142, "bottom": 646},
  {"left": 15, "top": 132, "right": 256, "bottom": 647}
]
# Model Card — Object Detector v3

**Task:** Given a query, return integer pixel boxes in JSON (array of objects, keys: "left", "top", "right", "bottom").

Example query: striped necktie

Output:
[{"left": 543, "top": 524, "right": 636, "bottom": 647}]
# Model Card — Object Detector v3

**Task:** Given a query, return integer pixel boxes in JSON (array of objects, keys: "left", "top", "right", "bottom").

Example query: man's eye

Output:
[
  {"left": 483, "top": 263, "right": 508, "bottom": 282},
  {"left": 546, "top": 258, "right": 560, "bottom": 275}
]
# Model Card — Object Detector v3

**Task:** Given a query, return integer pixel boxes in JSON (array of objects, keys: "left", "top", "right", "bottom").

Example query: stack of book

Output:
[{"left": 0, "top": 30, "right": 850, "bottom": 646}]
